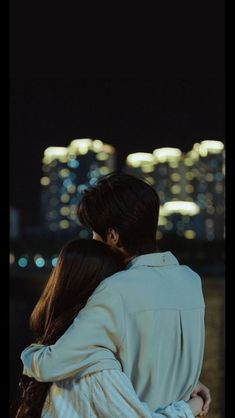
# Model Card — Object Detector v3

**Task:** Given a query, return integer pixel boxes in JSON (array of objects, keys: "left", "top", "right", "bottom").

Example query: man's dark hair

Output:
[{"left": 78, "top": 172, "right": 160, "bottom": 256}]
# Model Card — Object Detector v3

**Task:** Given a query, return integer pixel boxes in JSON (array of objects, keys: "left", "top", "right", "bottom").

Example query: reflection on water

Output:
[{"left": 10, "top": 274, "right": 225, "bottom": 418}]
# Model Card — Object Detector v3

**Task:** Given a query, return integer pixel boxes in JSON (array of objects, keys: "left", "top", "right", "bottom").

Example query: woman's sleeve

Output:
[
  {"left": 21, "top": 282, "right": 125, "bottom": 382},
  {"left": 84, "top": 369, "right": 194, "bottom": 418}
]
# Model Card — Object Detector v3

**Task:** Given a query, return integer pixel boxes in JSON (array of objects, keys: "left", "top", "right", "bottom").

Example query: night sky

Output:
[{"left": 10, "top": 77, "right": 225, "bottom": 227}]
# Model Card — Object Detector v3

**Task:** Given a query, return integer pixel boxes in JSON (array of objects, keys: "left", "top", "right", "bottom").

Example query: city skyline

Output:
[{"left": 10, "top": 77, "right": 225, "bottom": 227}]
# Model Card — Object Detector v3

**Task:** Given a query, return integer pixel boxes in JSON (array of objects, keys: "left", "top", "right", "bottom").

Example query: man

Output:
[{"left": 21, "top": 172, "right": 211, "bottom": 416}]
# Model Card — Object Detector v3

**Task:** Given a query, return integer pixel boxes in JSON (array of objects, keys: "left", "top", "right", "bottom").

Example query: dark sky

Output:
[{"left": 10, "top": 77, "right": 225, "bottom": 227}]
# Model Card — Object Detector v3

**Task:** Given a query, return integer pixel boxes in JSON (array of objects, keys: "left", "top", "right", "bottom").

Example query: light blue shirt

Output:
[{"left": 22, "top": 251, "right": 205, "bottom": 411}]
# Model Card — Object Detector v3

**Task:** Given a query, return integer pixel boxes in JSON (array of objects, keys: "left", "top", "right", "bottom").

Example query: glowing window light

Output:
[
  {"left": 186, "top": 172, "right": 194, "bottom": 180},
  {"left": 43, "top": 147, "right": 68, "bottom": 164},
  {"left": 60, "top": 194, "right": 70, "bottom": 203},
  {"left": 146, "top": 176, "right": 155, "bottom": 185},
  {"left": 171, "top": 185, "right": 181, "bottom": 194},
  {"left": 99, "top": 166, "right": 110, "bottom": 175},
  {"left": 10, "top": 253, "right": 15, "bottom": 264},
  {"left": 67, "top": 159, "right": 80, "bottom": 168},
  {"left": 158, "top": 215, "right": 167, "bottom": 226},
  {"left": 96, "top": 152, "right": 109, "bottom": 161},
  {"left": 171, "top": 173, "right": 181, "bottom": 182},
  {"left": 200, "top": 140, "right": 224, "bottom": 154},
  {"left": 69, "top": 139, "right": 92, "bottom": 155},
  {"left": 184, "top": 230, "right": 196, "bottom": 239},
  {"left": 59, "top": 169, "right": 70, "bottom": 178},
  {"left": 126, "top": 153, "right": 154, "bottom": 168},
  {"left": 60, "top": 206, "right": 70, "bottom": 216},
  {"left": 51, "top": 257, "right": 58, "bottom": 267},
  {"left": 186, "top": 150, "right": 199, "bottom": 160},
  {"left": 40, "top": 176, "right": 50, "bottom": 186},
  {"left": 102, "top": 144, "right": 115, "bottom": 154},
  {"left": 68, "top": 184, "right": 76, "bottom": 194},
  {"left": 184, "top": 158, "right": 194, "bottom": 167},
  {"left": 142, "top": 165, "right": 155, "bottom": 173},
  {"left": 163, "top": 201, "right": 200, "bottom": 216},
  {"left": 18, "top": 257, "right": 28, "bottom": 268},
  {"left": 92, "top": 139, "right": 104, "bottom": 152},
  {"left": 153, "top": 148, "right": 182, "bottom": 163},
  {"left": 59, "top": 220, "right": 70, "bottom": 229},
  {"left": 185, "top": 184, "right": 194, "bottom": 193},
  {"left": 169, "top": 161, "right": 179, "bottom": 168},
  {"left": 63, "top": 179, "right": 72, "bottom": 188}
]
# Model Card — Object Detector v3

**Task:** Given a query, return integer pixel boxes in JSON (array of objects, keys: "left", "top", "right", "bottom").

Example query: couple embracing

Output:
[{"left": 16, "top": 172, "right": 211, "bottom": 418}]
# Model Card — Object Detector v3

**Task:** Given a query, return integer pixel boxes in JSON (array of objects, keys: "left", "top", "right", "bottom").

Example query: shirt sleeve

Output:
[
  {"left": 21, "top": 282, "right": 125, "bottom": 382},
  {"left": 82, "top": 369, "right": 194, "bottom": 418}
]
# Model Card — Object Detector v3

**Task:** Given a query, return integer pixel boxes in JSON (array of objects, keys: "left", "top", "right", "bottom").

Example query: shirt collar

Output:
[{"left": 126, "top": 251, "right": 179, "bottom": 269}]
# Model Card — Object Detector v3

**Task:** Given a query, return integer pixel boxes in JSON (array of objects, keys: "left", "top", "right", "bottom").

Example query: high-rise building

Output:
[
  {"left": 125, "top": 141, "right": 225, "bottom": 241},
  {"left": 186, "top": 140, "right": 225, "bottom": 240},
  {"left": 41, "top": 139, "right": 116, "bottom": 232}
]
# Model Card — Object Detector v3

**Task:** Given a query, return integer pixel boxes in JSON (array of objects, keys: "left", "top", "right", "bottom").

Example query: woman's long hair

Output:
[{"left": 15, "top": 239, "right": 125, "bottom": 418}]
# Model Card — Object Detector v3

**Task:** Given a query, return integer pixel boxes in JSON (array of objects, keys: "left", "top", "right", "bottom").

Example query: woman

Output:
[{"left": 16, "top": 239, "right": 203, "bottom": 418}]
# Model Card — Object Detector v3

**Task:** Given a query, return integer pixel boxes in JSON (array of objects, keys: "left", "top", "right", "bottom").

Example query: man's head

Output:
[{"left": 77, "top": 172, "right": 160, "bottom": 257}]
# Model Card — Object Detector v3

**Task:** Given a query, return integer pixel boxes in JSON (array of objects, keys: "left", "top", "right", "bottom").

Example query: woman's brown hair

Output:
[{"left": 15, "top": 239, "right": 125, "bottom": 418}]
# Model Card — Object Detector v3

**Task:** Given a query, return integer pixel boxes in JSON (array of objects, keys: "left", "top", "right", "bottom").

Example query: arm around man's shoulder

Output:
[{"left": 21, "top": 280, "right": 125, "bottom": 382}]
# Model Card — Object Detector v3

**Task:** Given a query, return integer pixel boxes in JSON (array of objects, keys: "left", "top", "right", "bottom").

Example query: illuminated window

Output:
[
  {"left": 185, "top": 172, "right": 194, "bottom": 180},
  {"left": 171, "top": 173, "right": 181, "bottom": 182},
  {"left": 170, "top": 185, "right": 181, "bottom": 194},
  {"left": 185, "top": 185, "right": 194, "bottom": 193},
  {"left": 40, "top": 176, "right": 50, "bottom": 186},
  {"left": 99, "top": 166, "right": 110, "bottom": 175},
  {"left": 184, "top": 230, "right": 196, "bottom": 239},
  {"left": 146, "top": 176, "right": 155, "bottom": 185},
  {"left": 67, "top": 159, "right": 80, "bottom": 168},
  {"left": 142, "top": 165, "right": 155, "bottom": 173},
  {"left": 67, "top": 185, "right": 76, "bottom": 194},
  {"left": 206, "top": 173, "right": 214, "bottom": 182},
  {"left": 59, "top": 220, "right": 70, "bottom": 229},
  {"left": 60, "top": 206, "right": 70, "bottom": 216},
  {"left": 96, "top": 152, "right": 109, "bottom": 161},
  {"left": 10, "top": 253, "right": 15, "bottom": 264},
  {"left": 59, "top": 169, "right": 70, "bottom": 178},
  {"left": 60, "top": 194, "right": 70, "bottom": 203}
]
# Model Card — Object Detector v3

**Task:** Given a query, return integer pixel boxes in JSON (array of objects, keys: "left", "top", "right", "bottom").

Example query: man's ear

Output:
[{"left": 106, "top": 228, "right": 120, "bottom": 246}]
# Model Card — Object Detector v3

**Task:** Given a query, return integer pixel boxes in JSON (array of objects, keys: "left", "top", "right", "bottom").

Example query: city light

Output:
[
  {"left": 10, "top": 253, "right": 15, "bottom": 264},
  {"left": 163, "top": 201, "right": 200, "bottom": 216},
  {"left": 18, "top": 257, "right": 28, "bottom": 268},
  {"left": 69, "top": 139, "right": 92, "bottom": 155},
  {"left": 200, "top": 140, "right": 224, "bottom": 154},
  {"left": 126, "top": 153, "right": 154, "bottom": 168},
  {"left": 153, "top": 148, "right": 182, "bottom": 163},
  {"left": 34, "top": 254, "right": 46, "bottom": 268},
  {"left": 43, "top": 147, "right": 68, "bottom": 164},
  {"left": 40, "top": 176, "right": 50, "bottom": 186}
]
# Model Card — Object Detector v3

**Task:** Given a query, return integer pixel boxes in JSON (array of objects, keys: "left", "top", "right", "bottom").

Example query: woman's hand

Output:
[{"left": 191, "top": 382, "right": 211, "bottom": 416}]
